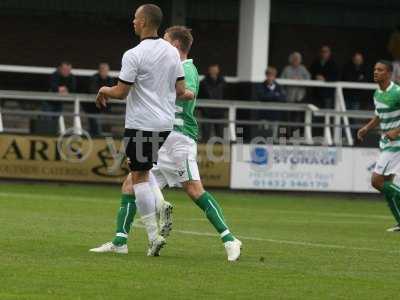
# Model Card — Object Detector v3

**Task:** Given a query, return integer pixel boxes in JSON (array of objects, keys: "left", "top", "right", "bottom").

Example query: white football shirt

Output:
[{"left": 119, "top": 37, "right": 184, "bottom": 131}]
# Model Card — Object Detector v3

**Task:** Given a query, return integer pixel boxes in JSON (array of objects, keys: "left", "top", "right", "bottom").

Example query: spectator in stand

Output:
[
  {"left": 255, "top": 66, "right": 286, "bottom": 140},
  {"left": 388, "top": 26, "right": 400, "bottom": 84},
  {"left": 198, "top": 64, "right": 226, "bottom": 140},
  {"left": 50, "top": 61, "right": 77, "bottom": 95},
  {"left": 310, "top": 45, "right": 339, "bottom": 108},
  {"left": 342, "top": 52, "right": 370, "bottom": 110},
  {"left": 281, "top": 52, "right": 311, "bottom": 131},
  {"left": 40, "top": 62, "right": 77, "bottom": 133},
  {"left": 85, "top": 62, "right": 114, "bottom": 136},
  {"left": 281, "top": 52, "right": 310, "bottom": 103},
  {"left": 256, "top": 66, "right": 286, "bottom": 102}
]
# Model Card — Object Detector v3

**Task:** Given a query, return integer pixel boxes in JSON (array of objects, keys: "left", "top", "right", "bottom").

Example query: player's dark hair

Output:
[
  {"left": 165, "top": 26, "right": 193, "bottom": 53},
  {"left": 377, "top": 60, "right": 393, "bottom": 72},
  {"left": 140, "top": 4, "right": 163, "bottom": 29}
]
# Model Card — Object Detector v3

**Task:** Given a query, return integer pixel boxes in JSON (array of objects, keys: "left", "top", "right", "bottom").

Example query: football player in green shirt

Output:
[{"left": 358, "top": 60, "right": 400, "bottom": 232}]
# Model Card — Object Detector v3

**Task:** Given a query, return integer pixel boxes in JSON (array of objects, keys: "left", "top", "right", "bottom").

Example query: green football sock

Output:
[
  {"left": 195, "top": 191, "right": 235, "bottom": 243},
  {"left": 112, "top": 194, "right": 136, "bottom": 246},
  {"left": 382, "top": 182, "right": 400, "bottom": 224}
]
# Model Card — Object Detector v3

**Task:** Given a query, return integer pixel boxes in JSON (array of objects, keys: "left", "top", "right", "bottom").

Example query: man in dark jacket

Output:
[
  {"left": 85, "top": 63, "right": 114, "bottom": 136},
  {"left": 255, "top": 66, "right": 286, "bottom": 103},
  {"left": 198, "top": 64, "right": 226, "bottom": 140},
  {"left": 38, "top": 61, "right": 76, "bottom": 134},
  {"left": 255, "top": 66, "right": 286, "bottom": 140},
  {"left": 50, "top": 61, "right": 77, "bottom": 95},
  {"left": 342, "top": 52, "right": 370, "bottom": 110},
  {"left": 310, "top": 46, "right": 339, "bottom": 108}
]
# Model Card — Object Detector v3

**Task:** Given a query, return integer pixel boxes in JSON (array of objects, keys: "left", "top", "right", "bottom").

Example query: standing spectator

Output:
[
  {"left": 198, "top": 64, "right": 226, "bottom": 140},
  {"left": 255, "top": 66, "right": 286, "bottom": 140},
  {"left": 50, "top": 61, "right": 77, "bottom": 95},
  {"left": 85, "top": 62, "right": 114, "bottom": 136},
  {"left": 310, "top": 45, "right": 339, "bottom": 108},
  {"left": 39, "top": 61, "right": 76, "bottom": 134},
  {"left": 281, "top": 51, "right": 310, "bottom": 102},
  {"left": 47, "top": 61, "right": 76, "bottom": 113},
  {"left": 388, "top": 26, "right": 400, "bottom": 84},
  {"left": 281, "top": 52, "right": 311, "bottom": 132},
  {"left": 255, "top": 66, "right": 286, "bottom": 103},
  {"left": 342, "top": 52, "right": 370, "bottom": 110}
]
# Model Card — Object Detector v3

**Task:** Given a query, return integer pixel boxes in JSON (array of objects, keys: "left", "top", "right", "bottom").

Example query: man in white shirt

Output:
[{"left": 90, "top": 4, "right": 191, "bottom": 256}]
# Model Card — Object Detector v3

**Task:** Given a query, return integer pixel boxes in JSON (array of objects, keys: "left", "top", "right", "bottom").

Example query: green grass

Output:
[{"left": 1, "top": 183, "right": 400, "bottom": 299}]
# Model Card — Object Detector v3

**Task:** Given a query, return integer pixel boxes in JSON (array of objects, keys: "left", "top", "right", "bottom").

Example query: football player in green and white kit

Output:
[
  {"left": 149, "top": 26, "right": 241, "bottom": 261},
  {"left": 358, "top": 60, "right": 400, "bottom": 232}
]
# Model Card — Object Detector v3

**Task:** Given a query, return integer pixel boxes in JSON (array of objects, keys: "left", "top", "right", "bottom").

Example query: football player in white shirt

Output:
[{"left": 90, "top": 4, "right": 193, "bottom": 256}]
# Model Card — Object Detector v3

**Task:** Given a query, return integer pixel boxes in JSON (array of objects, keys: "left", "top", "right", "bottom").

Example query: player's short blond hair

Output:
[{"left": 165, "top": 26, "right": 193, "bottom": 54}]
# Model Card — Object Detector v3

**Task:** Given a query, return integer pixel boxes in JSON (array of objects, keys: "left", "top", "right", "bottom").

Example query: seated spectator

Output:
[
  {"left": 255, "top": 66, "right": 286, "bottom": 140},
  {"left": 342, "top": 52, "right": 370, "bottom": 110},
  {"left": 198, "top": 64, "right": 226, "bottom": 140},
  {"left": 85, "top": 62, "right": 114, "bottom": 136},
  {"left": 310, "top": 45, "right": 338, "bottom": 108},
  {"left": 281, "top": 51, "right": 310, "bottom": 103}
]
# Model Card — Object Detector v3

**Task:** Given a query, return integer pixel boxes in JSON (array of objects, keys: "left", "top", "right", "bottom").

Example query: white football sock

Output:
[
  {"left": 141, "top": 213, "right": 159, "bottom": 242},
  {"left": 133, "top": 182, "right": 158, "bottom": 241},
  {"left": 149, "top": 172, "right": 166, "bottom": 212}
]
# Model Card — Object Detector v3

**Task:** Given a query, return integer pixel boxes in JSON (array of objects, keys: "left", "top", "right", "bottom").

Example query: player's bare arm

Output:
[
  {"left": 96, "top": 81, "right": 131, "bottom": 108},
  {"left": 180, "top": 88, "right": 195, "bottom": 100},
  {"left": 175, "top": 79, "right": 187, "bottom": 98},
  {"left": 357, "top": 116, "right": 380, "bottom": 141},
  {"left": 384, "top": 127, "right": 400, "bottom": 140}
]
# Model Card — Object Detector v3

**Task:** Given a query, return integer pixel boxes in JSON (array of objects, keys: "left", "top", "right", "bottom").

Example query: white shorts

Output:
[
  {"left": 151, "top": 131, "right": 200, "bottom": 188},
  {"left": 374, "top": 151, "right": 400, "bottom": 176}
]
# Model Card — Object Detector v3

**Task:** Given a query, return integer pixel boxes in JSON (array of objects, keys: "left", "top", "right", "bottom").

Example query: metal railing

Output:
[
  {"left": 0, "top": 90, "right": 318, "bottom": 144},
  {"left": 0, "top": 64, "right": 379, "bottom": 145},
  {"left": 276, "top": 78, "right": 377, "bottom": 146}
]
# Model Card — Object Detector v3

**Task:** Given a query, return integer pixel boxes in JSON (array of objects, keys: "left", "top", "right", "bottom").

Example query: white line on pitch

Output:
[{"left": 132, "top": 224, "right": 398, "bottom": 254}]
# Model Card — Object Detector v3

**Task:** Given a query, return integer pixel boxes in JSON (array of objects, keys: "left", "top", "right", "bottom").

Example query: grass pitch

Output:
[{"left": 1, "top": 183, "right": 400, "bottom": 299}]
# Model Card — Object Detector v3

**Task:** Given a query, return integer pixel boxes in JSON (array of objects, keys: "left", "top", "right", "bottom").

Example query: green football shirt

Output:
[
  {"left": 374, "top": 81, "right": 400, "bottom": 151},
  {"left": 173, "top": 59, "right": 200, "bottom": 141}
]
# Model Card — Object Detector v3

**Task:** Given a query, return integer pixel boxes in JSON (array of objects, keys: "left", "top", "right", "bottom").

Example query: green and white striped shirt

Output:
[{"left": 374, "top": 81, "right": 400, "bottom": 151}]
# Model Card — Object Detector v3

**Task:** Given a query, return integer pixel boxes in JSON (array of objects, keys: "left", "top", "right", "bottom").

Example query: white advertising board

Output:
[{"left": 230, "top": 145, "right": 380, "bottom": 193}]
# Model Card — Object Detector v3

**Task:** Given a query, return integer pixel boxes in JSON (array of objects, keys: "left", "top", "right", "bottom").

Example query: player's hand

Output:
[
  {"left": 357, "top": 126, "right": 368, "bottom": 141},
  {"left": 96, "top": 87, "right": 110, "bottom": 109}
]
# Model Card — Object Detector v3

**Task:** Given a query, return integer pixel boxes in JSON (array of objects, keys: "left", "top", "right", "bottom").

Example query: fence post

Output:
[
  {"left": 0, "top": 99, "right": 3, "bottom": 133},
  {"left": 58, "top": 115, "right": 66, "bottom": 135},
  {"left": 73, "top": 96, "right": 83, "bottom": 135},
  {"left": 337, "top": 85, "right": 353, "bottom": 145},
  {"left": 304, "top": 109, "right": 313, "bottom": 145},
  {"left": 324, "top": 114, "right": 333, "bottom": 145},
  {"left": 333, "top": 86, "right": 342, "bottom": 144},
  {"left": 228, "top": 106, "right": 237, "bottom": 142}
]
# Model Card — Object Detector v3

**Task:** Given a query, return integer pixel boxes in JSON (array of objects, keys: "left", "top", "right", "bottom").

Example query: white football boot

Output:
[
  {"left": 386, "top": 224, "right": 400, "bottom": 232},
  {"left": 159, "top": 201, "right": 173, "bottom": 238},
  {"left": 147, "top": 235, "right": 166, "bottom": 256},
  {"left": 89, "top": 242, "right": 128, "bottom": 254},
  {"left": 224, "top": 239, "right": 242, "bottom": 262}
]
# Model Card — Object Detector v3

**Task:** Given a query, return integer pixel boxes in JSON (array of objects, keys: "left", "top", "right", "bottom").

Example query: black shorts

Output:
[{"left": 124, "top": 129, "right": 170, "bottom": 171}]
